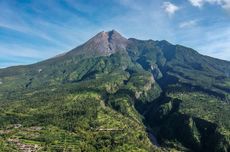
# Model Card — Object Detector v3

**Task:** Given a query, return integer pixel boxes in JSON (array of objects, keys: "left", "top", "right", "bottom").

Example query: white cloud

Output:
[
  {"left": 188, "top": 0, "right": 204, "bottom": 7},
  {"left": 222, "top": 1, "right": 230, "bottom": 11},
  {"left": 188, "top": 0, "right": 230, "bottom": 11},
  {"left": 163, "top": 2, "right": 180, "bottom": 16},
  {"left": 179, "top": 20, "right": 198, "bottom": 28}
]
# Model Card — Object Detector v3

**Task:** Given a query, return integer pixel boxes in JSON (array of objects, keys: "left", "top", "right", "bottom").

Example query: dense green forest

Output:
[{"left": 0, "top": 30, "right": 229, "bottom": 151}]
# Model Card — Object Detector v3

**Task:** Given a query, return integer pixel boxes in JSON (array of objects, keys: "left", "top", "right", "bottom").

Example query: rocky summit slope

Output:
[
  {"left": 0, "top": 30, "right": 230, "bottom": 152},
  {"left": 71, "top": 30, "right": 129, "bottom": 56}
]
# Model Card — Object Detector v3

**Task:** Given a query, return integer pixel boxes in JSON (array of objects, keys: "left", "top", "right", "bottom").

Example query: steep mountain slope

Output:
[{"left": 0, "top": 30, "right": 229, "bottom": 152}]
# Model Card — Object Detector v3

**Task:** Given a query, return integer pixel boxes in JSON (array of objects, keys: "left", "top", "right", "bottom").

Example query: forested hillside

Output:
[{"left": 0, "top": 30, "right": 229, "bottom": 152}]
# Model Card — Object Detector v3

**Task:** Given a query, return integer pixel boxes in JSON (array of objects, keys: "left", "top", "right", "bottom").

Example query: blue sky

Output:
[{"left": 0, "top": 0, "right": 230, "bottom": 68}]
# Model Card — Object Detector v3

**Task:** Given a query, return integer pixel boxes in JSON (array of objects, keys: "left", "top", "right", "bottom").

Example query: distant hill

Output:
[{"left": 0, "top": 30, "right": 229, "bottom": 152}]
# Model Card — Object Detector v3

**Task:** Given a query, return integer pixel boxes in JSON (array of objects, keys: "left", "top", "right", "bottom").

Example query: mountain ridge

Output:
[
  {"left": 0, "top": 30, "right": 230, "bottom": 152},
  {"left": 1, "top": 30, "right": 230, "bottom": 69}
]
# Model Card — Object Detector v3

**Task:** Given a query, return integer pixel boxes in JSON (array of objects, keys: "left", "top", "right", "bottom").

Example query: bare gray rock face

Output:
[{"left": 68, "top": 30, "right": 129, "bottom": 56}]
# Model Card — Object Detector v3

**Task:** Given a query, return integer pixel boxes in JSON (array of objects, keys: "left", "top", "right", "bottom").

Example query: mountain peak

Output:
[
  {"left": 97, "top": 29, "right": 122, "bottom": 38},
  {"left": 91, "top": 30, "right": 128, "bottom": 52},
  {"left": 107, "top": 29, "right": 123, "bottom": 38},
  {"left": 70, "top": 30, "right": 128, "bottom": 56}
]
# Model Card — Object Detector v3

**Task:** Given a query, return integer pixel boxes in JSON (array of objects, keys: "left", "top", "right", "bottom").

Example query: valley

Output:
[{"left": 0, "top": 30, "right": 229, "bottom": 152}]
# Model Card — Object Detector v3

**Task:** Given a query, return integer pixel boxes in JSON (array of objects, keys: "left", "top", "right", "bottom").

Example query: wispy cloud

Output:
[
  {"left": 163, "top": 2, "right": 180, "bottom": 16},
  {"left": 198, "top": 26, "right": 230, "bottom": 60},
  {"left": 0, "top": 43, "right": 60, "bottom": 59},
  {"left": 179, "top": 20, "right": 198, "bottom": 28},
  {"left": 0, "top": 0, "right": 101, "bottom": 67},
  {"left": 188, "top": 0, "right": 230, "bottom": 11},
  {"left": 0, "top": 0, "right": 230, "bottom": 68},
  {"left": 176, "top": 21, "right": 230, "bottom": 61},
  {"left": 118, "top": 0, "right": 142, "bottom": 10},
  {"left": 104, "top": 0, "right": 175, "bottom": 40}
]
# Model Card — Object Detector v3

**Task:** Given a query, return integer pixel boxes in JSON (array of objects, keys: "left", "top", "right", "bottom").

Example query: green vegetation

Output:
[{"left": 0, "top": 32, "right": 230, "bottom": 151}]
